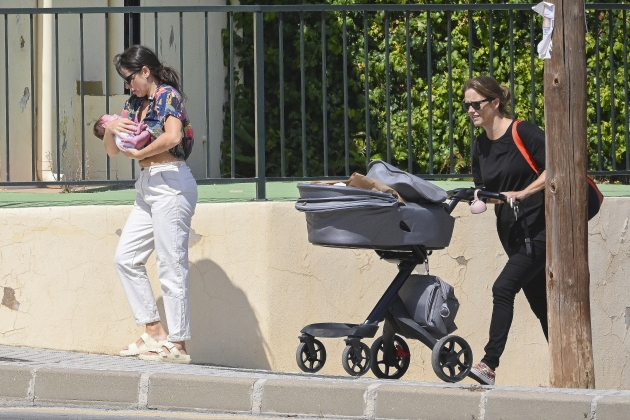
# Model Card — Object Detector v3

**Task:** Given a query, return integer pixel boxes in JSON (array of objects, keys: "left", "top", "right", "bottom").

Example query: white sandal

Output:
[
  {"left": 119, "top": 333, "right": 161, "bottom": 357},
  {"left": 138, "top": 341, "right": 191, "bottom": 364}
]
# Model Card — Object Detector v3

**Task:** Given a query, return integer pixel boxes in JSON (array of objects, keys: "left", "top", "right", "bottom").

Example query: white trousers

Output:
[{"left": 114, "top": 161, "right": 198, "bottom": 342}]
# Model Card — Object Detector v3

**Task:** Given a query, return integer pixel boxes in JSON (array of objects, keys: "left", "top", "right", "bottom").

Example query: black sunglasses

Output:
[
  {"left": 462, "top": 98, "right": 493, "bottom": 111},
  {"left": 122, "top": 70, "right": 140, "bottom": 85}
]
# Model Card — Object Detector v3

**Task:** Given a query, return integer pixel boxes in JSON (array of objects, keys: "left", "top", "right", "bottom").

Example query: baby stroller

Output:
[{"left": 294, "top": 160, "right": 506, "bottom": 382}]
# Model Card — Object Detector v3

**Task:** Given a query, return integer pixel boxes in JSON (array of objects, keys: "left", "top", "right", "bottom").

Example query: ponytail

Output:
[{"left": 157, "top": 66, "right": 185, "bottom": 99}]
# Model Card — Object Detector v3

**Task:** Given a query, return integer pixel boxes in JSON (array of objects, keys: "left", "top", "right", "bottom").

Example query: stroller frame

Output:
[{"left": 296, "top": 188, "right": 497, "bottom": 381}]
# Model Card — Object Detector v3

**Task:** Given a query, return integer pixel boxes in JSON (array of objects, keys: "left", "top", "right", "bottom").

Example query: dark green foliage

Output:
[{"left": 221, "top": 1, "right": 630, "bottom": 178}]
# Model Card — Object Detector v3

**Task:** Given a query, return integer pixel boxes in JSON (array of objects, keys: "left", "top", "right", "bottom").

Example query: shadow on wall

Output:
[{"left": 174, "top": 259, "right": 270, "bottom": 370}]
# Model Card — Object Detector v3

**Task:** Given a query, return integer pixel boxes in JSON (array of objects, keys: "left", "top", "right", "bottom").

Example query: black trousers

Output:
[{"left": 481, "top": 229, "right": 548, "bottom": 370}]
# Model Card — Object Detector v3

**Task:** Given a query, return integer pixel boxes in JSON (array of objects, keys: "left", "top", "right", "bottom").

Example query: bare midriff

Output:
[{"left": 139, "top": 150, "right": 184, "bottom": 168}]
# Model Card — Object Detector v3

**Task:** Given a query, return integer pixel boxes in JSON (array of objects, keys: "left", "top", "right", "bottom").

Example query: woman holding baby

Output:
[{"left": 100, "top": 45, "right": 197, "bottom": 364}]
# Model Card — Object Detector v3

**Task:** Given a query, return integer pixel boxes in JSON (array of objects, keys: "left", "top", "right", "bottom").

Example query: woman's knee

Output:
[{"left": 491, "top": 278, "right": 517, "bottom": 303}]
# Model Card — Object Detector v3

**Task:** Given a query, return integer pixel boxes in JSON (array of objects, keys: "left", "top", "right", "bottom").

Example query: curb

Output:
[{"left": 1, "top": 365, "right": 630, "bottom": 419}]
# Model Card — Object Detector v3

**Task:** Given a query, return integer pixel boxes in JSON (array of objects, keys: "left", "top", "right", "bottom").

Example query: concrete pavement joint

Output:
[
  {"left": 590, "top": 394, "right": 602, "bottom": 420},
  {"left": 251, "top": 378, "right": 266, "bottom": 415},
  {"left": 478, "top": 389, "right": 490, "bottom": 420},
  {"left": 363, "top": 383, "right": 379, "bottom": 419},
  {"left": 27, "top": 368, "right": 35, "bottom": 404},
  {"left": 137, "top": 372, "right": 150, "bottom": 409}
]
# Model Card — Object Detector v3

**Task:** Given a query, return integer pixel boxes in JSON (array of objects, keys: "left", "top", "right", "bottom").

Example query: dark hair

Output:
[
  {"left": 463, "top": 75, "right": 512, "bottom": 117},
  {"left": 113, "top": 45, "right": 185, "bottom": 98},
  {"left": 93, "top": 115, "right": 107, "bottom": 139}
]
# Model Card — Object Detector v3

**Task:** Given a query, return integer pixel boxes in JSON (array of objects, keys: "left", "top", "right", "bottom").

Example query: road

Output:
[{"left": 0, "top": 408, "right": 328, "bottom": 420}]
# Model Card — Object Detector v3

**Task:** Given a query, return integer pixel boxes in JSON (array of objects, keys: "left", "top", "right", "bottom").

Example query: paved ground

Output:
[{"left": 1, "top": 345, "right": 629, "bottom": 420}]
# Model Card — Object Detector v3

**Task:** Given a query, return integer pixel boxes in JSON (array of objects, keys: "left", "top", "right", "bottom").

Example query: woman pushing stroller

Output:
[{"left": 464, "top": 76, "right": 548, "bottom": 385}]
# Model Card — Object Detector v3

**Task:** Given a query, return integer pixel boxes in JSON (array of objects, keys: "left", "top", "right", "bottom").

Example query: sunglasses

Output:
[
  {"left": 462, "top": 98, "right": 493, "bottom": 112},
  {"left": 122, "top": 70, "right": 140, "bottom": 85}
]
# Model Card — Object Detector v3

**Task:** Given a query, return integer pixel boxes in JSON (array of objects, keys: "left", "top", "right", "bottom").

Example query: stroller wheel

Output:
[
  {"left": 296, "top": 339, "right": 326, "bottom": 373},
  {"left": 341, "top": 341, "right": 372, "bottom": 376},
  {"left": 369, "top": 335, "right": 411, "bottom": 380},
  {"left": 431, "top": 335, "right": 473, "bottom": 383}
]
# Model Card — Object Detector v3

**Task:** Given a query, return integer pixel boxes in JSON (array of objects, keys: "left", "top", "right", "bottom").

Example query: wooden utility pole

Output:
[{"left": 544, "top": 0, "right": 595, "bottom": 388}]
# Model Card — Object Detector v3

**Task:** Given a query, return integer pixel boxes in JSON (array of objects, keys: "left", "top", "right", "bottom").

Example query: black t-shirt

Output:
[{"left": 472, "top": 120, "right": 546, "bottom": 255}]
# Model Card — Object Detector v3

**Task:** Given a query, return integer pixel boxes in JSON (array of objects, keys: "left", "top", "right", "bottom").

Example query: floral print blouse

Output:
[{"left": 120, "top": 84, "right": 194, "bottom": 160}]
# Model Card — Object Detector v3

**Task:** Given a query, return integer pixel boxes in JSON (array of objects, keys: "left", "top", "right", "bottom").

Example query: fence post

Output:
[{"left": 254, "top": 11, "right": 266, "bottom": 200}]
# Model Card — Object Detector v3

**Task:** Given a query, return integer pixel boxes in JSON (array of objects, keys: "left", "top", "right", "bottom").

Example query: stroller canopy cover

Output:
[
  {"left": 296, "top": 161, "right": 455, "bottom": 250},
  {"left": 366, "top": 160, "right": 448, "bottom": 204}
]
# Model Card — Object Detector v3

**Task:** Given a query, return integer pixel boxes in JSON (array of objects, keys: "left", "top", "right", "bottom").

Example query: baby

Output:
[{"left": 93, "top": 114, "right": 151, "bottom": 151}]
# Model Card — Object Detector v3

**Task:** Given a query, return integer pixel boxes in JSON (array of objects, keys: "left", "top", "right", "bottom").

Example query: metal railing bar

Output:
[
  {"left": 129, "top": 11, "right": 135, "bottom": 180},
  {"left": 624, "top": 10, "right": 629, "bottom": 171},
  {"left": 385, "top": 10, "right": 391, "bottom": 164},
  {"left": 30, "top": 14, "right": 35, "bottom": 181},
  {"left": 180, "top": 11, "right": 184, "bottom": 92},
  {"left": 468, "top": 9, "right": 474, "bottom": 160},
  {"left": 55, "top": 13, "right": 60, "bottom": 182},
  {"left": 363, "top": 11, "right": 370, "bottom": 166},
  {"left": 321, "top": 11, "right": 328, "bottom": 176},
  {"left": 154, "top": 12, "right": 158, "bottom": 52},
  {"left": 447, "top": 11, "right": 453, "bottom": 173},
  {"left": 229, "top": 11, "right": 235, "bottom": 178},
  {"left": 509, "top": 10, "right": 515, "bottom": 114},
  {"left": 105, "top": 12, "right": 111, "bottom": 180},
  {"left": 300, "top": 11, "right": 307, "bottom": 177},
  {"left": 530, "top": 13, "right": 536, "bottom": 124},
  {"left": 205, "top": 11, "right": 210, "bottom": 178},
  {"left": 609, "top": 11, "right": 616, "bottom": 171},
  {"left": 4, "top": 14, "right": 9, "bottom": 182},
  {"left": 253, "top": 11, "right": 265, "bottom": 199},
  {"left": 342, "top": 11, "right": 349, "bottom": 176},
  {"left": 489, "top": 10, "right": 494, "bottom": 77},
  {"left": 80, "top": 13, "right": 86, "bottom": 180},
  {"left": 405, "top": 10, "right": 412, "bottom": 173},
  {"left": 279, "top": 12, "right": 285, "bottom": 178},
  {"left": 427, "top": 11, "right": 434, "bottom": 174},
  {"left": 595, "top": 11, "right": 602, "bottom": 171}
]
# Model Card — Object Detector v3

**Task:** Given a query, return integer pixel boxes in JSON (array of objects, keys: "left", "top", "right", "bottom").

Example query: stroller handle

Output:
[{"left": 446, "top": 188, "right": 508, "bottom": 214}]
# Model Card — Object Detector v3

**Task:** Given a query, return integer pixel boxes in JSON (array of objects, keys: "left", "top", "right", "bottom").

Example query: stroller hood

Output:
[{"left": 367, "top": 160, "right": 448, "bottom": 204}]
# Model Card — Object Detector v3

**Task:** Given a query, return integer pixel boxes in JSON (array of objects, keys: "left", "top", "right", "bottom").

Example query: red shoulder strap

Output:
[
  {"left": 512, "top": 120, "right": 539, "bottom": 174},
  {"left": 512, "top": 120, "right": 604, "bottom": 205}
]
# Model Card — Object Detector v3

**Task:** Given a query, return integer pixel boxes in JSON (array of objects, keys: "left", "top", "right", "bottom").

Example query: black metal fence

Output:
[{"left": 0, "top": 4, "right": 628, "bottom": 199}]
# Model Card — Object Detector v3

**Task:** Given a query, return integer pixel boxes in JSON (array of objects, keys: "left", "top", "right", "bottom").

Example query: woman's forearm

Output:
[
  {"left": 520, "top": 170, "right": 546, "bottom": 199},
  {"left": 103, "top": 131, "right": 121, "bottom": 157},
  {"left": 135, "top": 131, "right": 181, "bottom": 160}
]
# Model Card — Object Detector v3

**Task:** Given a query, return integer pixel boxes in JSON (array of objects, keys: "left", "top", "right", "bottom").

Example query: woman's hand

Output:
[
  {"left": 501, "top": 170, "right": 547, "bottom": 204},
  {"left": 119, "top": 146, "right": 144, "bottom": 160},
  {"left": 502, "top": 190, "right": 530, "bottom": 202},
  {"left": 102, "top": 118, "right": 139, "bottom": 157},
  {"left": 105, "top": 118, "right": 138, "bottom": 138}
]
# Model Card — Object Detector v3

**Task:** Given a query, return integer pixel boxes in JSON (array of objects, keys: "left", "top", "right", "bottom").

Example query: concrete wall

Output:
[
  {"left": 0, "top": 0, "right": 226, "bottom": 182},
  {"left": 0, "top": 198, "right": 628, "bottom": 389}
]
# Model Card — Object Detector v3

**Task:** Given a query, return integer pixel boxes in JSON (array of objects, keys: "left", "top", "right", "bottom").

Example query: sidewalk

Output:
[{"left": 0, "top": 345, "right": 628, "bottom": 420}]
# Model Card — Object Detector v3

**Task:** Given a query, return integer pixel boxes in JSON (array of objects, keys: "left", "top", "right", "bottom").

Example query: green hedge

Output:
[{"left": 221, "top": 0, "right": 630, "bottom": 178}]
